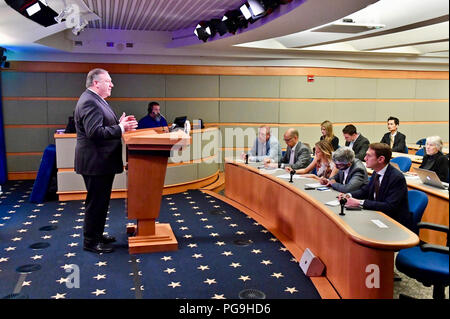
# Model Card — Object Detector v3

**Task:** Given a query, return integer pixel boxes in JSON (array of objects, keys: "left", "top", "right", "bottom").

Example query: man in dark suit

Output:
[
  {"left": 75, "top": 68, "right": 138, "bottom": 254},
  {"left": 264, "top": 128, "right": 311, "bottom": 170},
  {"left": 339, "top": 143, "right": 412, "bottom": 230},
  {"left": 342, "top": 124, "right": 370, "bottom": 161},
  {"left": 320, "top": 146, "right": 368, "bottom": 193},
  {"left": 380, "top": 116, "right": 407, "bottom": 153}
]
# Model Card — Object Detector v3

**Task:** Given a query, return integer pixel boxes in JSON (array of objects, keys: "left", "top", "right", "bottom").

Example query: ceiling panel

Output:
[{"left": 83, "top": 0, "right": 245, "bottom": 31}]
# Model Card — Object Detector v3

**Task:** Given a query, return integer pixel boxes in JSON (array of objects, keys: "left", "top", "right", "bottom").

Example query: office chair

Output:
[
  {"left": 416, "top": 138, "right": 426, "bottom": 146},
  {"left": 415, "top": 148, "right": 425, "bottom": 156},
  {"left": 391, "top": 156, "right": 412, "bottom": 172},
  {"left": 395, "top": 190, "right": 450, "bottom": 299}
]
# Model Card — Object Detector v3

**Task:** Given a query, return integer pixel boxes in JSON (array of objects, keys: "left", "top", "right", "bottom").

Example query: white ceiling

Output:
[{"left": 0, "top": 0, "right": 448, "bottom": 70}]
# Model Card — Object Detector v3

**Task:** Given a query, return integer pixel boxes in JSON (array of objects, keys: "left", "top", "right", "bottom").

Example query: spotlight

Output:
[
  {"left": 208, "top": 19, "right": 228, "bottom": 36},
  {"left": 54, "top": 5, "right": 75, "bottom": 23},
  {"left": 194, "top": 22, "right": 212, "bottom": 42},
  {"left": 72, "top": 19, "right": 89, "bottom": 36}
]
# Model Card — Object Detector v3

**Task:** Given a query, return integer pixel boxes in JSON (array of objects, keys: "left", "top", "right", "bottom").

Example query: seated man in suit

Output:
[
  {"left": 264, "top": 128, "right": 311, "bottom": 170},
  {"left": 137, "top": 101, "right": 168, "bottom": 131},
  {"left": 339, "top": 143, "right": 412, "bottom": 230},
  {"left": 380, "top": 116, "right": 407, "bottom": 153},
  {"left": 342, "top": 124, "right": 370, "bottom": 161},
  {"left": 320, "top": 146, "right": 368, "bottom": 193},
  {"left": 242, "top": 125, "right": 281, "bottom": 163}
]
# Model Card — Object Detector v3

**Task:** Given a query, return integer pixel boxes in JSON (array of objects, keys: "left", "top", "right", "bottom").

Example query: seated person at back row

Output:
[
  {"left": 242, "top": 125, "right": 281, "bottom": 163},
  {"left": 320, "top": 120, "right": 339, "bottom": 151},
  {"left": 339, "top": 143, "right": 412, "bottom": 230},
  {"left": 264, "top": 128, "right": 311, "bottom": 170},
  {"left": 137, "top": 101, "right": 168, "bottom": 131},
  {"left": 418, "top": 136, "right": 449, "bottom": 183},
  {"left": 320, "top": 146, "right": 369, "bottom": 193},
  {"left": 380, "top": 116, "right": 407, "bottom": 153},
  {"left": 286, "top": 140, "right": 338, "bottom": 181},
  {"left": 342, "top": 124, "right": 370, "bottom": 162}
]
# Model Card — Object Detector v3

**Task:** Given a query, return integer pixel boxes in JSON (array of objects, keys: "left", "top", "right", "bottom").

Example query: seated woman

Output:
[
  {"left": 419, "top": 136, "right": 449, "bottom": 182},
  {"left": 287, "top": 140, "right": 337, "bottom": 180},
  {"left": 320, "top": 120, "right": 339, "bottom": 151}
]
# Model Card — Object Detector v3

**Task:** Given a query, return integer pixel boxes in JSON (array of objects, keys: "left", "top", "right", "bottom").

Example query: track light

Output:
[
  {"left": 194, "top": 22, "right": 212, "bottom": 42},
  {"left": 72, "top": 19, "right": 89, "bottom": 36}
]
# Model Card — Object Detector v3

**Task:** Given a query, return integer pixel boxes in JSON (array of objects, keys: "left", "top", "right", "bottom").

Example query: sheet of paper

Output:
[
  {"left": 325, "top": 200, "right": 340, "bottom": 207},
  {"left": 277, "top": 174, "right": 308, "bottom": 179},
  {"left": 305, "top": 183, "right": 322, "bottom": 188},
  {"left": 371, "top": 219, "right": 388, "bottom": 228}
]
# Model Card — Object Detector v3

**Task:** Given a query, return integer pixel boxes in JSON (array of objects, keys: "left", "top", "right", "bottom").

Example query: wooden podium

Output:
[{"left": 123, "top": 128, "right": 190, "bottom": 254}]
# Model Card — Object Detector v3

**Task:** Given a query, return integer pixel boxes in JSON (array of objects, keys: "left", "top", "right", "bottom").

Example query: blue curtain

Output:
[{"left": 0, "top": 72, "right": 7, "bottom": 184}]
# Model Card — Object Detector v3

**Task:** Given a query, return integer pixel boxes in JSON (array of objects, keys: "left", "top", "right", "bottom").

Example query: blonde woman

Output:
[
  {"left": 287, "top": 140, "right": 337, "bottom": 180},
  {"left": 320, "top": 120, "right": 339, "bottom": 151}
]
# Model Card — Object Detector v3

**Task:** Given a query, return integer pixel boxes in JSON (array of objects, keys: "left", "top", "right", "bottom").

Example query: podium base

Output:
[{"left": 128, "top": 223, "right": 178, "bottom": 254}]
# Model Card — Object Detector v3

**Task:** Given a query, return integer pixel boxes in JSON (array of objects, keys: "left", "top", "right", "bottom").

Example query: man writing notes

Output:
[
  {"left": 265, "top": 128, "right": 311, "bottom": 170},
  {"left": 342, "top": 124, "right": 370, "bottom": 162},
  {"left": 339, "top": 143, "right": 412, "bottom": 230},
  {"left": 75, "top": 68, "right": 138, "bottom": 254}
]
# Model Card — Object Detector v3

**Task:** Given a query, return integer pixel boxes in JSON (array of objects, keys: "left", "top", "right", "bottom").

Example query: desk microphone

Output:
[
  {"left": 289, "top": 169, "right": 296, "bottom": 183},
  {"left": 244, "top": 154, "right": 249, "bottom": 164},
  {"left": 339, "top": 198, "right": 347, "bottom": 216}
]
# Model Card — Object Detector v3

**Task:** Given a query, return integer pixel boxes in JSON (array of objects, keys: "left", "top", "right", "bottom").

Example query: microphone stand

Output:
[
  {"left": 245, "top": 154, "right": 249, "bottom": 164},
  {"left": 289, "top": 169, "right": 296, "bottom": 183},
  {"left": 339, "top": 198, "right": 347, "bottom": 216}
]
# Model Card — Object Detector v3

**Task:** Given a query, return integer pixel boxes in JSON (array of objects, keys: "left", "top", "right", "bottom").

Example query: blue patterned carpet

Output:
[{"left": 0, "top": 180, "right": 320, "bottom": 299}]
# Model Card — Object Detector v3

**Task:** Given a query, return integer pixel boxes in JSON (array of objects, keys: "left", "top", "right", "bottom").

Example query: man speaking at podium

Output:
[{"left": 74, "top": 68, "right": 138, "bottom": 254}]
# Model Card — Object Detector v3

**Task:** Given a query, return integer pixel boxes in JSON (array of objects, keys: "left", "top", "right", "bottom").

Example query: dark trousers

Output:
[{"left": 82, "top": 174, "right": 115, "bottom": 242}]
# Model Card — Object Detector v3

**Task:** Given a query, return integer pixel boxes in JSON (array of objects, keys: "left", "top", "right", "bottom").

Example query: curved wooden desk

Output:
[{"left": 224, "top": 160, "right": 418, "bottom": 299}]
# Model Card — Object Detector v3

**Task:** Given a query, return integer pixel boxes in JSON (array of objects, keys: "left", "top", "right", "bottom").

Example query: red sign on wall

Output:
[{"left": 307, "top": 75, "right": 314, "bottom": 82}]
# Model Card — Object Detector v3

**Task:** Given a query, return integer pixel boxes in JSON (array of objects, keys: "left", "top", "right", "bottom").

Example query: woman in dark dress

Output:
[
  {"left": 320, "top": 120, "right": 339, "bottom": 151},
  {"left": 419, "top": 136, "right": 449, "bottom": 182}
]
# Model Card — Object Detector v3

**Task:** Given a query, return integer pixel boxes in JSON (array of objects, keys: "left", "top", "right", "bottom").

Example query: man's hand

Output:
[
  {"left": 345, "top": 197, "right": 360, "bottom": 208},
  {"left": 120, "top": 113, "right": 138, "bottom": 132}
]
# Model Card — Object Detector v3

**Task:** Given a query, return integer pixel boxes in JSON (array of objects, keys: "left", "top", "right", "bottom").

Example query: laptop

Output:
[{"left": 412, "top": 167, "right": 449, "bottom": 190}]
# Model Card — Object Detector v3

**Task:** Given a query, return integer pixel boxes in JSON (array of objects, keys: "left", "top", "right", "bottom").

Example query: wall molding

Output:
[{"left": 6, "top": 61, "right": 449, "bottom": 79}]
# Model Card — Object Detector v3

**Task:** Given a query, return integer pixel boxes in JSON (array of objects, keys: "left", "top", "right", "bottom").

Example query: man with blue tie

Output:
[{"left": 339, "top": 143, "right": 412, "bottom": 229}]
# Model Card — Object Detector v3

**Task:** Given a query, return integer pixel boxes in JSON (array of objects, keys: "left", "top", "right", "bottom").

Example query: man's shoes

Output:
[
  {"left": 100, "top": 235, "right": 116, "bottom": 244},
  {"left": 83, "top": 241, "right": 114, "bottom": 254}
]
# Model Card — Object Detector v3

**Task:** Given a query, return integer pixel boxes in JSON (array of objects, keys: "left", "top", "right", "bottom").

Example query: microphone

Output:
[
  {"left": 244, "top": 154, "right": 249, "bottom": 164},
  {"left": 289, "top": 169, "right": 296, "bottom": 183},
  {"left": 339, "top": 197, "right": 347, "bottom": 216}
]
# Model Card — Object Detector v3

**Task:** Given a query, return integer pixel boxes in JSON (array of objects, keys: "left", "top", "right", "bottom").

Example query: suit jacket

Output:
[
  {"left": 350, "top": 164, "right": 411, "bottom": 229},
  {"left": 380, "top": 131, "right": 407, "bottom": 153},
  {"left": 330, "top": 159, "right": 368, "bottom": 193},
  {"left": 249, "top": 135, "right": 282, "bottom": 163},
  {"left": 279, "top": 142, "right": 312, "bottom": 170},
  {"left": 74, "top": 89, "right": 123, "bottom": 176},
  {"left": 345, "top": 134, "right": 370, "bottom": 161}
]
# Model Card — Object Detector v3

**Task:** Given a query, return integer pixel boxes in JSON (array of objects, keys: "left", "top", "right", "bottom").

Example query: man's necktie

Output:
[
  {"left": 390, "top": 135, "right": 394, "bottom": 148},
  {"left": 373, "top": 173, "right": 380, "bottom": 199}
]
